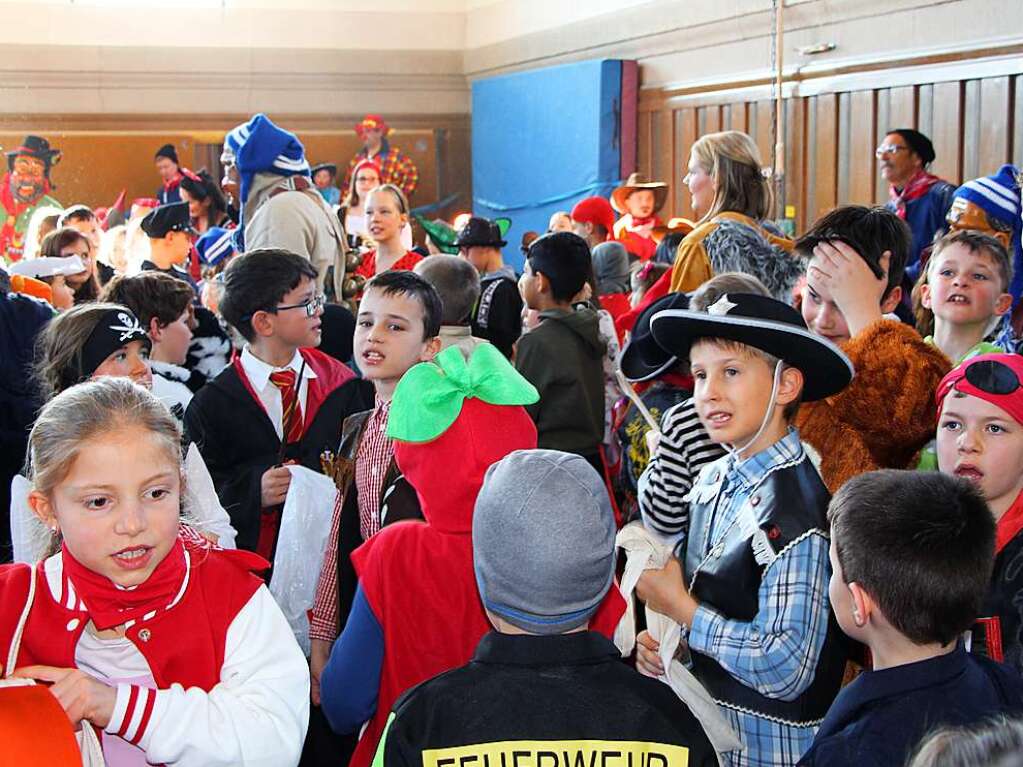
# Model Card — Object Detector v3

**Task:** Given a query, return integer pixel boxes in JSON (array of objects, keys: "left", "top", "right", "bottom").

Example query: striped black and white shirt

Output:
[{"left": 637, "top": 398, "right": 725, "bottom": 540}]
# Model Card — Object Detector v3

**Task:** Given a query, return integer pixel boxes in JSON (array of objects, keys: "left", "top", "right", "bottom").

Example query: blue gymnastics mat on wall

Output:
[{"left": 471, "top": 58, "right": 637, "bottom": 270}]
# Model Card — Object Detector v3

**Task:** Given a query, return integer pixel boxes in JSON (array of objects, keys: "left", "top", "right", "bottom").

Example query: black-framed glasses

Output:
[
  {"left": 242, "top": 293, "right": 325, "bottom": 322},
  {"left": 964, "top": 360, "right": 1020, "bottom": 396},
  {"left": 274, "top": 293, "right": 326, "bottom": 318}
]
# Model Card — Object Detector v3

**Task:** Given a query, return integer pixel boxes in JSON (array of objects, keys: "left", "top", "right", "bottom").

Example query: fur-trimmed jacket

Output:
[
  {"left": 795, "top": 318, "right": 951, "bottom": 493},
  {"left": 669, "top": 211, "right": 802, "bottom": 301}
]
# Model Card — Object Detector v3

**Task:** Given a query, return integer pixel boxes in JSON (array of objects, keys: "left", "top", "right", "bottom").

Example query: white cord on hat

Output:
[{"left": 726, "top": 360, "right": 784, "bottom": 460}]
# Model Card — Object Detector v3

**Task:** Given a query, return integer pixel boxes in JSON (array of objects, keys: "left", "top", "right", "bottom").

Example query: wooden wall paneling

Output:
[
  {"left": 637, "top": 110, "right": 653, "bottom": 182},
  {"left": 813, "top": 94, "right": 839, "bottom": 217},
  {"left": 847, "top": 90, "right": 877, "bottom": 206},
  {"left": 700, "top": 105, "right": 721, "bottom": 136},
  {"left": 1014, "top": 75, "right": 1023, "bottom": 168},
  {"left": 889, "top": 86, "right": 918, "bottom": 130},
  {"left": 837, "top": 92, "right": 852, "bottom": 204},
  {"left": 674, "top": 107, "right": 698, "bottom": 219},
  {"left": 874, "top": 90, "right": 890, "bottom": 205},
  {"left": 962, "top": 79, "right": 982, "bottom": 182},
  {"left": 929, "top": 81, "right": 963, "bottom": 184},
  {"left": 753, "top": 100, "right": 774, "bottom": 172},
  {"left": 805, "top": 96, "right": 818, "bottom": 226},
  {"left": 979, "top": 76, "right": 1011, "bottom": 176},
  {"left": 918, "top": 84, "right": 934, "bottom": 139},
  {"left": 783, "top": 97, "right": 806, "bottom": 229},
  {"left": 651, "top": 108, "right": 675, "bottom": 216}
]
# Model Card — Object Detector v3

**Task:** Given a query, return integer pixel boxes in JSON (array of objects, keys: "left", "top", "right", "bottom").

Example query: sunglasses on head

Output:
[{"left": 964, "top": 359, "right": 1021, "bottom": 396}]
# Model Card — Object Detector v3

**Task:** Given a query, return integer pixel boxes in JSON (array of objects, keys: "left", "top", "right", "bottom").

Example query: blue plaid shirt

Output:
[{"left": 684, "top": 428, "right": 832, "bottom": 767}]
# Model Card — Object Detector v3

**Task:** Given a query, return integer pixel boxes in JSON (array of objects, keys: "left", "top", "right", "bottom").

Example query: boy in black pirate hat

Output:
[
  {"left": 633, "top": 293, "right": 854, "bottom": 767},
  {"left": 140, "top": 201, "right": 198, "bottom": 289},
  {"left": 456, "top": 215, "right": 522, "bottom": 359}
]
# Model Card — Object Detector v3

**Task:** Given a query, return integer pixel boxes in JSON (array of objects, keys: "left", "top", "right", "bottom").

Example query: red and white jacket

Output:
[{"left": 0, "top": 545, "right": 309, "bottom": 766}]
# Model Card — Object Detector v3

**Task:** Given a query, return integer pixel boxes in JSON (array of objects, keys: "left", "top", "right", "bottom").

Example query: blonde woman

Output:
[{"left": 669, "top": 130, "right": 801, "bottom": 301}]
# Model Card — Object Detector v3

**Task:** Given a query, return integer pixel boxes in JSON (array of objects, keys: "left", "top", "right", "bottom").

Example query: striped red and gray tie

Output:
[{"left": 269, "top": 369, "right": 304, "bottom": 444}]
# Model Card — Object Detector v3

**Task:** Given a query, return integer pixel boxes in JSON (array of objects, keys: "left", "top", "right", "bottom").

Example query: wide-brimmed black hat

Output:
[
  {"left": 6, "top": 135, "right": 62, "bottom": 172},
  {"left": 619, "top": 291, "right": 692, "bottom": 382},
  {"left": 311, "top": 162, "right": 337, "bottom": 178},
  {"left": 455, "top": 216, "right": 510, "bottom": 248},
  {"left": 649, "top": 293, "right": 854, "bottom": 401}
]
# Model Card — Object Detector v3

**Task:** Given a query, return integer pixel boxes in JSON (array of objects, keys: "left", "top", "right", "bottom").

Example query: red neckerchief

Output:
[
  {"left": 889, "top": 169, "right": 942, "bottom": 220},
  {"left": 627, "top": 215, "right": 658, "bottom": 228},
  {"left": 61, "top": 537, "right": 187, "bottom": 630},
  {"left": 162, "top": 173, "right": 183, "bottom": 194},
  {"left": 996, "top": 491, "right": 1023, "bottom": 555}
]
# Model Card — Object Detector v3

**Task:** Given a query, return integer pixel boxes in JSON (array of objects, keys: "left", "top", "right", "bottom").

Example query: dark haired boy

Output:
[
  {"left": 798, "top": 470, "right": 1023, "bottom": 767},
  {"left": 455, "top": 216, "right": 522, "bottom": 359},
  {"left": 101, "top": 271, "right": 196, "bottom": 419},
  {"left": 515, "top": 231, "right": 606, "bottom": 472},
  {"left": 374, "top": 449, "right": 716, "bottom": 767},
  {"left": 308, "top": 270, "right": 439, "bottom": 752},
  {"left": 635, "top": 293, "right": 854, "bottom": 767},
  {"left": 795, "top": 204, "right": 950, "bottom": 492},
  {"left": 413, "top": 254, "right": 488, "bottom": 358},
  {"left": 184, "top": 248, "right": 370, "bottom": 557}
]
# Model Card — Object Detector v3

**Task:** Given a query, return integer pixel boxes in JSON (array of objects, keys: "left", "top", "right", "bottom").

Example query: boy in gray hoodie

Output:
[{"left": 515, "top": 232, "right": 606, "bottom": 475}]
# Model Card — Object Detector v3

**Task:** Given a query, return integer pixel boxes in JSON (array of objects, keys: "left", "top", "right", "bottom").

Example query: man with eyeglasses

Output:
[{"left": 878, "top": 128, "right": 956, "bottom": 284}]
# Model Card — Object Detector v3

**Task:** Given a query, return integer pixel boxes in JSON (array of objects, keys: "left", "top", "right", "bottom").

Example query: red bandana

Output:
[
  {"left": 889, "top": 169, "right": 942, "bottom": 220},
  {"left": 997, "top": 491, "right": 1023, "bottom": 556},
  {"left": 627, "top": 215, "right": 658, "bottom": 228},
  {"left": 61, "top": 537, "right": 187, "bottom": 630}
]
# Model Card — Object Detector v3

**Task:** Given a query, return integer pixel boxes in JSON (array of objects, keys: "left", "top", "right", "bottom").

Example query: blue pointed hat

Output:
[{"left": 224, "top": 113, "right": 310, "bottom": 206}]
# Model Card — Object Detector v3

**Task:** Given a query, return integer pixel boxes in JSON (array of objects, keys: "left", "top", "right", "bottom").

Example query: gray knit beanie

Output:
[{"left": 473, "top": 449, "right": 616, "bottom": 634}]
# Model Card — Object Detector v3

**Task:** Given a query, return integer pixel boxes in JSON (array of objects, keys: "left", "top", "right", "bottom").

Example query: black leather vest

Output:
[{"left": 682, "top": 454, "right": 847, "bottom": 724}]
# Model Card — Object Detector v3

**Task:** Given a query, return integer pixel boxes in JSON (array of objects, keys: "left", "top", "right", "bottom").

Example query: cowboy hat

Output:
[{"left": 611, "top": 172, "right": 668, "bottom": 214}]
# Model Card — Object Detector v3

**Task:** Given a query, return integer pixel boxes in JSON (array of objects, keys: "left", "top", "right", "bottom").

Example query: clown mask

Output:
[
  {"left": 947, "top": 197, "right": 1013, "bottom": 250},
  {"left": 10, "top": 155, "right": 47, "bottom": 203}
]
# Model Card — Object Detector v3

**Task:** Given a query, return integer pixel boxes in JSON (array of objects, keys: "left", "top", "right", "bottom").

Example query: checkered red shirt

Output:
[
  {"left": 310, "top": 398, "right": 393, "bottom": 642},
  {"left": 344, "top": 144, "right": 419, "bottom": 200}
]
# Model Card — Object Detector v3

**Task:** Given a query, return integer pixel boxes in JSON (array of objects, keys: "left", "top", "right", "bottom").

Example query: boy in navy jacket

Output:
[{"left": 799, "top": 470, "right": 1023, "bottom": 766}]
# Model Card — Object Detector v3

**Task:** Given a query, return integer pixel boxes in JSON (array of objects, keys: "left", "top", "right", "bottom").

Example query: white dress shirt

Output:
[{"left": 239, "top": 347, "right": 317, "bottom": 440}]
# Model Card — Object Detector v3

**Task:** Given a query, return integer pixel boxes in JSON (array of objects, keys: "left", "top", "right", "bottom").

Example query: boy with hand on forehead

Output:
[
  {"left": 936, "top": 353, "right": 1023, "bottom": 673},
  {"left": 634, "top": 294, "right": 854, "bottom": 767},
  {"left": 799, "top": 470, "right": 1023, "bottom": 766},
  {"left": 795, "top": 205, "right": 950, "bottom": 492}
]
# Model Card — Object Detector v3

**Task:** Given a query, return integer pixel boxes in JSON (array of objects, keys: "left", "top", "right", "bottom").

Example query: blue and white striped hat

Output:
[
  {"left": 952, "top": 164, "right": 1023, "bottom": 300},
  {"left": 195, "top": 226, "right": 236, "bottom": 267},
  {"left": 955, "top": 164, "right": 1021, "bottom": 226},
  {"left": 225, "top": 113, "right": 310, "bottom": 205}
]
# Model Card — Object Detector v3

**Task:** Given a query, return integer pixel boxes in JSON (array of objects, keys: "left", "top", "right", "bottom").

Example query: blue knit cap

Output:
[
  {"left": 952, "top": 164, "right": 1023, "bottom": 301},
  {"left": 224, "top": 113, "right": 310, "bottom": 205},
  {"left": 195, "top": 226, "right": 236, "bottom": 266}
]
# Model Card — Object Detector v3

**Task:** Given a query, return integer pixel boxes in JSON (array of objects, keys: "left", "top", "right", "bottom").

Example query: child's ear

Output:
[
  {"left": 250, "top": 309, "right": 275, "bottom": 339},
  {"left": 920, "top": 282, "right": 932, "bottom": 310},
  {"left": 27, "top": 490, "right": 57, "bottom": 532},
  {"left": 776, "top": 366, "right": 804, "bottom": 409},
  {"left": 420, "top": 335, "right": 442, "bottom": 362},
  {"left": 994, "top": 292, "right": 1013, "bottom": 317},
  {"left": 148, "top": 316, "right": 163, "bottom": 342},
  {"left": 880, "top": 284, "right": 903, "bottom": 314},
  {"left": 847, "top": 581, "right": 873, "bottom": 628},
  {"left": 535, "top": 272, "right": 551, "bottom": 295}
]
